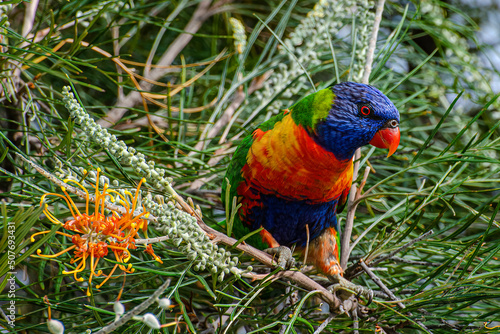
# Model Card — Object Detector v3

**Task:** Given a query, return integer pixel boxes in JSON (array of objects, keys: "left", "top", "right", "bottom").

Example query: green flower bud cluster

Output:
[
  {"left": 229, "top": 18, "right": 247, "bottom": 56},
  {"left": 143, "top": 194, "right": 248, "bottom": 281},
  {"left": 0, "top": 4, "right": 11, "bottom": 28},
  {"left": 62, "top": 87, "right": 174, "bottom": 193},
  {"left": 350, "top": 0, "right": 375, "bottom": 82},
  {"left": 53, "top": 162, "right": 86, "bottom": 183}
]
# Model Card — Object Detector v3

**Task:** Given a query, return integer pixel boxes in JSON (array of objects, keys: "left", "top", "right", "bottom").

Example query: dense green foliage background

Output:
[{"left": 1, "top": 0, "right": 500, "bottom": 333}]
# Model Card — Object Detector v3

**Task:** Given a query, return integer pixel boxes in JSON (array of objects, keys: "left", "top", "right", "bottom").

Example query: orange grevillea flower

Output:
[{"left": 32, "top": 168, "right": 162, "bottom": 296}]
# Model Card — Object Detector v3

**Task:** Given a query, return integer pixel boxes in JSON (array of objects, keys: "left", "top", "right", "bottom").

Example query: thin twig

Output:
[
  {"left": 341, "top": 166, "right": 370, "bottom": 269},
  {"left": 443, "top": 242, "right": 474, "bottom": 286},
  {"left": 360, "top": 260, "right": 405, "bottom": 309},
  {"left": 21, "top": 0, "right": 40, "bottom": 38},
  {"left": 313, "top": 314, "right": 336, "bottom": 334},
  {"left": 111, "top": 25, "right": 124, "bottom": 100},
  {"left": 278, "top": 284, "right": 299, "bottom": 332},
  {"left": 14, "top": 0, "right": 39, "bottom": 79},
  {"left": 119, "top": 3, "right": 172, "bottom": 48},
  {"left": 372, "top": 290, "right": 392, "bottom": 299},
  {"left": 25, "top": 21, "right": 76, "bottom": 44},
  {"left": 135, "top": 236, "right": 170, "bottom": 245},
  {"left": 391, "top": 257, "right": 441, "bottom": 267},
  {"left": 352, "top": 307, "right": 359, "bottom": 334},
  {"left": 341, "top": 183, "right": 357, "bottom": 269},
  {"left": 358, "top": 166, "right": 371, "bottom": 195},
  {"left": 362, "top": 0, "right": 386, "bottom": 83},
  {"left": 278, "top": 315, "right": 288, "bottom": 334},
  {"left": 303, "top": 224, "right": 310, "bottom": 267},
  {"left": 95, "top": 278, "right": 172, "bottom": 334},
  {"left": 0, "top": 308, "right": 11, "bottom": 329}
]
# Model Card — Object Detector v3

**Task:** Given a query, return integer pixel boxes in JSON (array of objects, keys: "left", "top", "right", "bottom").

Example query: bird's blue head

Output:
[{"left": 313, "top": 82, "right": 400, "bottom": 161}]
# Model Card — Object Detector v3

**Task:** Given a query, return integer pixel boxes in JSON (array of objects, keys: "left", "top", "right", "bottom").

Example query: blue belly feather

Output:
[{"left": 246, "top": 194, "right": 340, "bottom": 247}]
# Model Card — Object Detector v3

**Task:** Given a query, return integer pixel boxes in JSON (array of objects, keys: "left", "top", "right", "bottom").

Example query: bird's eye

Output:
[
  {"left": 360, "top": 105, "right": 371, "bottom": 116},
  {"left": 388, "top": 119, "right": 399, "bottom": 128}
]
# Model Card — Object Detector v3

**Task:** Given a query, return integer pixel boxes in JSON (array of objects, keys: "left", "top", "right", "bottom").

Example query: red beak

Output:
[{"left": 369, "top": 126, "right": 400, "bottom": 157}]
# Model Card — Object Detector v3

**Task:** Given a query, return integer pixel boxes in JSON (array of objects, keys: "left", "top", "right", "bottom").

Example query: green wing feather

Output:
[{"left": 336, "top": 185, "right": 350, "bottom": 214}]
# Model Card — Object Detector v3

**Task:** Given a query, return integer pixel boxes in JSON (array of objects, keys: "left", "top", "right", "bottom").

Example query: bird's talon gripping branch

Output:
[
  {"left": 343, "top": 297, "right": 357, "bottom": 315},
  {"left": 264, "top": 246, "right": 295, "bottom": 270},
  {"left": 328, "top": 274, "right": 373, "bottom": 306}
]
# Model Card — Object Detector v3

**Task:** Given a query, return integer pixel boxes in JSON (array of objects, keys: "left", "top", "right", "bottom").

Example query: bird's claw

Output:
[
  {"left": 264, "top": 246, "right": 295, "bottom": 270},
  {"left": 328, "top": 274, "right": 373, "bottom": 306},
  {"left": 340, "top": 295, "right": 358, "bottom": 315}
]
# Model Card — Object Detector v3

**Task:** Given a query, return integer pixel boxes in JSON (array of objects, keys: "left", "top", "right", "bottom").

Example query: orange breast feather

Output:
[{"left": 241, "top": 114, "right": 353, "bottom": 203}]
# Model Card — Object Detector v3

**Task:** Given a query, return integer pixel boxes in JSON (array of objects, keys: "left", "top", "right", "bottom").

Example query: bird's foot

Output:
[
  {"left": 328, "top": 273, "right": 373, "bottom": 306},
  {"left": 264, "top": 246, "right": 295, "bottom": 270}
]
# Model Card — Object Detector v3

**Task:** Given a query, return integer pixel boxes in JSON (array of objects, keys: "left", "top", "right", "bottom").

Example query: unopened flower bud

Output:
[
  {"left": 158, "top": 298, "right": 172, "bottom": 310},
  {"left": 114, "top": 301, "right": 125, "bottom": 320},
  {"left": 142, "top": 313, "right": 161, "bottom": 329},
  {"left": 47, "top": 319, "right": 65, "bottom": 334}
]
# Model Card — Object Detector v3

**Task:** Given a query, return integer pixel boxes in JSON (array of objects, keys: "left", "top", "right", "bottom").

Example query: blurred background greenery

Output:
[{"left": 1, "top": 0, "right": 500, "bottom": 333}]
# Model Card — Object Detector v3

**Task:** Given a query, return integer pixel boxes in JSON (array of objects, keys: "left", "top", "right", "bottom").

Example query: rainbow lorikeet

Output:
[{"left": 223, "top": 82, "right": 400, "bottom": 277}]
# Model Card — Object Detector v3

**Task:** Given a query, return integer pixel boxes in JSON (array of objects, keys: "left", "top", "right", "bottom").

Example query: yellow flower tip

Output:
[
  {"left": 76, "top": 277, "right": 85, "bottom": 282},
  {"left": 126, "top": 263, "right": 133, "bottom": 270},
  {"left": 36, "top": 249, "right": 43, "bottom": 255},
  {"left": 83, "top": 169, "right": 88, "bottom": 175},
  {"left": 144, "top": 212, "right": 150, "bottom": 218},
  {"left": 62, "top": 270, "right": 70, "bottom": 275},
  {"left": 130, "top": 268, "right": 135, "bottom": 273},
  {"left": 141, "top": 178, "right": 146, "bottom": 183},
  {"left": 96, "top": 270, "right": 103, "bottom": 276},
  {"left": 155, "top": 258, "right": 163, "bottom": 264},
  {"left": 31, "top": 236, "right": 36, "bottom": 242},
  {"left": 86, "top": 289, "right": 91, "bottom": 297},
  {"left": 95, "top": 283, "right": 103, "bottom": 289}
]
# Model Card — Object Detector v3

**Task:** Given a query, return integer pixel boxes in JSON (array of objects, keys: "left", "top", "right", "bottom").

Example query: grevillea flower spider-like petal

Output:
[{"left": 33, "top": 168, "right": 162, "bottom": 296}]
